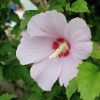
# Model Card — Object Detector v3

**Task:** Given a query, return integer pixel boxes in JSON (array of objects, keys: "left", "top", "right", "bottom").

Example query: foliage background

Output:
[{"left": 0, "top": 0, "right": 100, "bottom": 100}]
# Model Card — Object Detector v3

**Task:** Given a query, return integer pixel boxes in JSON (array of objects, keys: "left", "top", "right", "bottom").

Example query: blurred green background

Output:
[{"left": 0, "top": 0, "right": 100, "bottom": 100}]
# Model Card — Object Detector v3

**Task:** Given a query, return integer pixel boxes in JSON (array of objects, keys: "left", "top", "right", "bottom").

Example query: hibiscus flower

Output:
[{"left": 16, "top": 10, "right": 93, "bottom": 91}]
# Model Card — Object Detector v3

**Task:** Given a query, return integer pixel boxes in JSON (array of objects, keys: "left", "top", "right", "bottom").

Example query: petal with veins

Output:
[
  {"left": 30, "top": 58, "right": 62, "bottom": 91},
  {"left": 59, "top": 56, "right": 81, "bottom": 87},
  {"left": 64, "top": 17, "right": 91, "bottom": 44},
  {"left": 27, "top": 10, "right": 67, "bottom": 38},
  {"left": 16, "top": 31, "right": 54, "bottom": 65}
]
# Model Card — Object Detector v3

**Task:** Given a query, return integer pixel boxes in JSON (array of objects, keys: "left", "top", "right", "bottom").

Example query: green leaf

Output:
[
  {"left": 66, "top": 3, "right": 71, "bottom": 11},
  {"left": 23, "top": 81, "right": 43, "bottom": 100},
  {"left": 91, "top": 42, "right": 100, "bottom": 59},
  {"left": 49, "top": 0, "right": 66, "bottom": 12},
  {"left": 66, "top": 0, "right": 90, "bottom": 13},
  {"left": 0, "top": 93, "right": 16, "bottom": 100},
  {"left": 4, "top": 59, "right": 33, "bottom": 84},
  {"left": 70, "top": 93, "right": 81, "bottom": 100},
  {"left": 13, "top": 0, "right": 20, "bottom": 4},
  {"left": 77, "top": 62, "right": 100, "bottom": 100},
  {"left": 11, "top": 23, "right": 21, "bottom": 37},
  {"left": 66, "top": 78, "right": 78, "bottom": 100},
  {"left": 0, "top": 0, "right": 8, "bottom": 9},
  {"left": 44, "top": 83, "right": 62, "bottom": 100},
  {"left": 20, "top": 10, "right": 39, "bottom": 30},
  {"left": 23, "top": 86, "right": 42, "bottom": 100},
  {"left": 0, "top": 41, "right": 14, "bottom": 54},
  {"left": 10, "top": 11, "right": 19, "bottom": 23},
  {"left": 0, "top": 66, "right": 3, "bottom": 80}
]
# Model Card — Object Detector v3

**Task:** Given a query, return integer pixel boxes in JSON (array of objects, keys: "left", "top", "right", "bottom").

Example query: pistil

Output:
[{"left": 49, "top": 42, "right": 69, "bottom": 59}]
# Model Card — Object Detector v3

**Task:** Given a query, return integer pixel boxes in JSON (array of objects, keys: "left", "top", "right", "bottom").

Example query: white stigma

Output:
[{"left": 49, "top": 42, "right": 69, "bottom": 59}]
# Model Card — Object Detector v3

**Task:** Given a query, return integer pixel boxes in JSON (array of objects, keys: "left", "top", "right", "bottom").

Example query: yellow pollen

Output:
[{"left": 49, "top": 42, "right": 69, "bottom": 59}]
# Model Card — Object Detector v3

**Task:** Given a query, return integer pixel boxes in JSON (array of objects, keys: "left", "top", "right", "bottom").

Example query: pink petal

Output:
[
  {"left": 64, "top": 17, "right": 91, "bottom": 44},
  {"left": 71, "top": 41, "right": 93, "bottom": 60},
  {"left": 27, "top": 10, "right": 67, "bottom": 38},
  {"left": 16, "top": 31, "right": 54, "bottom": 65},
  {"left": 59, "top": 56, "right": 81, "bottom": 87},
  {"left": 30, "top": 58, "right": 62, "bottom": 91}
]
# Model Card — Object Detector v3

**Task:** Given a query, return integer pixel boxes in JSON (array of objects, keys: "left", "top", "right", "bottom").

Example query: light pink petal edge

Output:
[
  {"left": 27, "top": 10, "right": 67, "bottom": 38},
  {"left": 59, "top": 56, "right": 82, "bottom": 87},
  {"left": 64, "top": 17, "right": 92, "bottom": 44},
  {"left": 16, "top": 31, "right": 54, "bottom": 65},
  {"left": 30, "top": 58, "right": 62, "bottom": 91}
]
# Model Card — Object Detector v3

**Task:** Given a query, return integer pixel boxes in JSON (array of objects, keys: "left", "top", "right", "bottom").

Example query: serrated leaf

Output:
[
  {"left": 20, "top": 10, "right": 39, "bottom": 30},
  {"left": 66, "top": 78, "right": 78, "bottom": 100},
  {"left": 66, "top": 0, "right": 90, "bottom": 13},
  {"left": 0, "top": 93, "right": 16, "bottom": 100},
  {"left": 91, "top": 42, "right": 100, "bottom": 59},
  {"left": 77, "top": 62, "right": 100, "bottom": 100}
]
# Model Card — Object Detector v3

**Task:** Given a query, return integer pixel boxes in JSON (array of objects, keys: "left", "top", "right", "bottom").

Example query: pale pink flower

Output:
[{"left": 16, "top": 10, "right": 93, "bottom": 91}]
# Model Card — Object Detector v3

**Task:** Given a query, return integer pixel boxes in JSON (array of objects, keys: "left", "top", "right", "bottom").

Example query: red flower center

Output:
[{"left": 51, "top": 37, "right": 70, "bottom": 58}]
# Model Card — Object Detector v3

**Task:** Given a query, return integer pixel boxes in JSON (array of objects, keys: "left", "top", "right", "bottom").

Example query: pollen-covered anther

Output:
[{"left": 49, "top": 39, "right": 70, "bottom": 59}]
